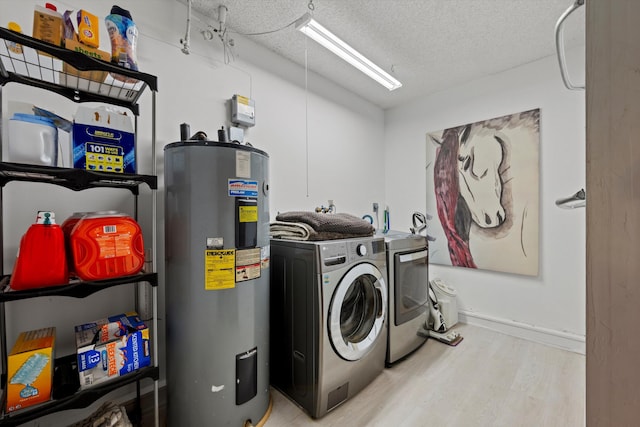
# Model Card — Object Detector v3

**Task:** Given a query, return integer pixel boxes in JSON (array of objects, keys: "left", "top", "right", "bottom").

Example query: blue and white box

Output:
[
  {"left": 75, "top": 313, "right": 150, "bottom": 389},
  {"left": 72, "top": 106, "right": 135, "bottom": 173}
]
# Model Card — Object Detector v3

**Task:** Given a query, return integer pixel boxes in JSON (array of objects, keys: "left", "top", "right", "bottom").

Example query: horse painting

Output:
[{"left": 426, "top": 109, "right": 540, "bottom": 276}]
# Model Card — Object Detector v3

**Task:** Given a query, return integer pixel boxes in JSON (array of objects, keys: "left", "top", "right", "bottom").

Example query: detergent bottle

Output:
[
  {"left": 104, "top": 6, "right": 139, "bottom": 72},
  {"left": 61, "top": 211, "right": 121, "bottom": 278},
  {"left": 70, "top": 212, "right": 144, "bottom": 281},
  {"left": 32, "top": 3, "right": 63, "bottom": 48},
  {"left": 10, "top": 211, "right": 69, "bottom": 290}
]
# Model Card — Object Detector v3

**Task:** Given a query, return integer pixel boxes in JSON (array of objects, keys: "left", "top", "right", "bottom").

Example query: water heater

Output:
[{"left": 164, "top": 141, "right": 270, "bottom": 426}]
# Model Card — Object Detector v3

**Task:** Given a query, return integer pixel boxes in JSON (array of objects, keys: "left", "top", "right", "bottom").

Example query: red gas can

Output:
[
  {"left": 70, "top": 213, "right": 144, "bottom": 281},
  {"left": 10, "top": 211, "right": 69, "bottom": 290}
]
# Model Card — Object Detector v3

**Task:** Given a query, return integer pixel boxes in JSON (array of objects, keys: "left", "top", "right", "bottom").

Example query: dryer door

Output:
[{"left": 328, "top": 263, "right": 387, "bottom": 361}]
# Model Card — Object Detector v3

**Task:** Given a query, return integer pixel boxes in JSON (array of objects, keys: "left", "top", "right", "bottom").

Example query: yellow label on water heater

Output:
[
  {"left": 204, "top": 249, "right": 235, "bottom": 290},
  {"left": 239, "top": 205, "right": 258, "bottom": 223}
]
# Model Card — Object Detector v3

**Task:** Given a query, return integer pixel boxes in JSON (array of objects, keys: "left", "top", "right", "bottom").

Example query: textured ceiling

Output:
[{"left": 176, "top": 0, "right": 585, "bottom": 109}]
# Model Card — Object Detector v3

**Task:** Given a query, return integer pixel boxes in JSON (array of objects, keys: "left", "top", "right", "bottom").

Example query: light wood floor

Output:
[
  {"left": 140, "top": 323, "right": 584, "bottom": 426},
  {"left": 264, "top": 323, "right": 585, "bottom": 427}
]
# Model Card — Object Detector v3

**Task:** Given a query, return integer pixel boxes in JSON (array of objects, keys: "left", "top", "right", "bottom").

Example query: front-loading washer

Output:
[
  {"left": 382, "top": 231, "right": 429, "bottom": 366},
  {"left": 270, "top": 236, "right": 387, "bottom": 418}
]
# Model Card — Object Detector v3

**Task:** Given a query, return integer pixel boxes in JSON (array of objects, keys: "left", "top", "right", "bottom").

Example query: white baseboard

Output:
[{"left": 458, "top": 310, "right": 585, "bottom": 354}]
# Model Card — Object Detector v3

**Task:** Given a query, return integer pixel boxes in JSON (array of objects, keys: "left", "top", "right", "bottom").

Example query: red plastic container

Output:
[
  {"left": 10, "top": 221, "right": 69, "bottom": 290},
  {"left": 61, "top": 211, "right": 86, "bottom": 277},
  {"left": 61, "top": 211, "right": 118, "bottom": 278},
  {"left": 70, "top": 213, "right": 144, "bottom": 281}
]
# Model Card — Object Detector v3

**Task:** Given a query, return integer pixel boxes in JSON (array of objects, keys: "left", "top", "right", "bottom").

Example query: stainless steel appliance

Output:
[
  {"left": 164, "top": 141, "right": 270, "bottom": 426},
  {"left": 270, "top": 237, "right": 387, "bottom": 418},
  {"left": 383, "top": 231, "right": 429, "bottom": 366}
]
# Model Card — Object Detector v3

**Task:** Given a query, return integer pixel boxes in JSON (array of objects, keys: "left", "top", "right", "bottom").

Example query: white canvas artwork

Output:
[{"left": 425, "top": 109, "right": 540, "bottom": 276}]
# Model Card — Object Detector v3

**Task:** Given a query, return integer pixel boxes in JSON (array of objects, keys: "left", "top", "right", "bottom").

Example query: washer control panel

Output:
[{"left": 320, "top": 237, "right": 386, "bottom": 271}]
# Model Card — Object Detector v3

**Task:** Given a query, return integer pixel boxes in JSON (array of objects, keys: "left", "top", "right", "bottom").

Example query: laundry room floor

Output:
[{"left": 264, "top": 323, "right": 585, "bottom": 427}]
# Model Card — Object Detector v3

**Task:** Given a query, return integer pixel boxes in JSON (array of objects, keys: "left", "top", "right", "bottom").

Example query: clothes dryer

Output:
[
  {"left": 382, "top": 231, "right": 429, "bottom": 366},
  {"left": 270, "top": 237, "right": 387, "bottom": 418}
]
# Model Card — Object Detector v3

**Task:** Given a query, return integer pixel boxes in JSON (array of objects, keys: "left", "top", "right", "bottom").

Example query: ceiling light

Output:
[{"left": 295, "top": 13, "right": 402, "bottom": 91}]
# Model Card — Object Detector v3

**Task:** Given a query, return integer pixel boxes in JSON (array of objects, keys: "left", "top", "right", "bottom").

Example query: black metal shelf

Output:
[
  {"left": 0, "top": 353, "right": 159, "bottom": 426},
  {"left": 0, "top": 27, "right": 157, "bottom": 115},
  {"left": 0, "top": 25, "right": 160, "bottom": 427},
  {"left": 0, "top": 272, "right": 157, "bottom": 302},
  {"left": 0, "top": 162, "right": 157, "bottom": 194}
]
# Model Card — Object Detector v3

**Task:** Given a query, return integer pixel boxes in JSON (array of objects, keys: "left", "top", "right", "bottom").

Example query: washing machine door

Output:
[{"left": 328, "top": 263, "right": 387, "bottom": 361}]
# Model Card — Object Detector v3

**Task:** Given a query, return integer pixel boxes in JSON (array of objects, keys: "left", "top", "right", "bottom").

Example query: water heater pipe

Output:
[
  {"left": 218, "top": 5, "right": 228, "bottom": 30},
  {"left": 180, "top": 0, "right": 192, "bottom": 54}
]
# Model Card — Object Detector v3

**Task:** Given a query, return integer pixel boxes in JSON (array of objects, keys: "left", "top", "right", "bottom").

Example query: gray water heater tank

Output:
[{"left": 164, "top": 141, "right": 270, "bottom": 426}]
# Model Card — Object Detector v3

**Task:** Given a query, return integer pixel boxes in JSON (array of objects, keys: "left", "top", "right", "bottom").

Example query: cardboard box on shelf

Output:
[
  {"left": 76, "top": 10, "right": 100, "bottom": 48},
  {"left": 6, "top": 327, "right": 55, "bottom": 413},
  {"left": 72, "top": 105, "right": 135, "bottom": 173},
  {"left": 62, "top": 38, "right": 110, "bottom": 82},
  {"left": 75, "top": 313, "right": 150, "bottom": 389},
  {"left": 74, "top": 312, "right": 146, "bottom": 348}
]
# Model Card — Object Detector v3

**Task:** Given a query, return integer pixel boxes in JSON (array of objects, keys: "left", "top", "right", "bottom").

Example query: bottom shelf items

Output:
[{"left": 0, "top": 353, "right": 158, "bottom": 426}]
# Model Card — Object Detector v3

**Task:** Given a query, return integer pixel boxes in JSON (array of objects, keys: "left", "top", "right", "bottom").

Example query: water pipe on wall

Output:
[
  {"left": 555, "top": 0, "right": 585, "bottom": 90},
  {"left": 180, "top": 0, "right": 191, "bottom": 54},
  {"left": 315, "top": 200, "right": 336, "bottom": 214}
]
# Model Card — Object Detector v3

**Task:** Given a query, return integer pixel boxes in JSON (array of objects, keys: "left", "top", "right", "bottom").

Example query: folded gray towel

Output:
[
  {"left": 275, "top": 211, "right": 374, "bottom": 236},
  {"left": 270, "top": 221, "right": 313, "bottom": 240}
]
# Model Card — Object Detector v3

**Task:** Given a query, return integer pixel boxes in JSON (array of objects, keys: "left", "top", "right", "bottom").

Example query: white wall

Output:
[
  {"left": 0, "top": 1, "right": 385, "bottom": 424},
  {"left": 384, "top": 47, "right": 586, "bottom": 352}
]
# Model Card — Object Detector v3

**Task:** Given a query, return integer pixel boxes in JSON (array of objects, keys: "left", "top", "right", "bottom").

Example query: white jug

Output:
[{"left": 9, "top": 113, "right": 58, "bottom": 166}]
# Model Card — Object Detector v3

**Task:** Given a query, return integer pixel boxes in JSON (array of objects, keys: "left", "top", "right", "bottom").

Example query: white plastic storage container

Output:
[
  {"left": 8, "top": 113, "right": 58, "bottom": 166},
  {"left": 431, "top": 279, "right": 458, "bottom": 328}
]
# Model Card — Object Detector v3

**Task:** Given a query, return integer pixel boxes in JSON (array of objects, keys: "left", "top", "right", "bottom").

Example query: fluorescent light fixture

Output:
[{"left": 295, "top": 13, "right": 402, "bottom": 91}]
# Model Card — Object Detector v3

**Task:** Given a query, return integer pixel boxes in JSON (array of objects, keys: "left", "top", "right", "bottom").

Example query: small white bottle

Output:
[{"left": 7, "top": 22, "right": 23, "bottom": 55}]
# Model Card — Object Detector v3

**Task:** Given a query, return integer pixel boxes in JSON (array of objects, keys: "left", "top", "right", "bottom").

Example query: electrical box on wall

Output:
[{"left": 231, "top": 95, "right": 255, "bottom": 127}]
